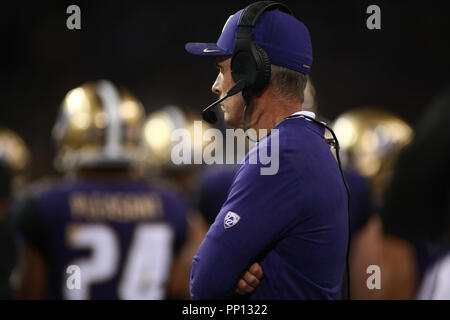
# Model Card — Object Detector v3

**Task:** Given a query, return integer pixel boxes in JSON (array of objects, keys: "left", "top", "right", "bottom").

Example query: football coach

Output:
[{"left": 186, "top": 1, "right": 349, "bottom": 299}]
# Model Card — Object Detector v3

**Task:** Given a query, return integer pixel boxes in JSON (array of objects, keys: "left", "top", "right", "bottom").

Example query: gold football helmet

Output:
[
  {"left": 0, "top": 127, "right": 31, "bottom": 186},
  {"left": 53, "top": 80, "right": 146, "bottom": 171},
  {"left": 142, "top": 105, "right": 212, "bottom": 169},
  {"left": 332, "top": 107, "right": 413, "bottom": 200}
]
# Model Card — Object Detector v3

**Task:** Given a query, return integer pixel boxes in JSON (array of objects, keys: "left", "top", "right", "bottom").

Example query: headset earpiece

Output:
[
  {"left": 231, "top": 50, "right": 257, "bottom": 87},
  {"left": 231, "top": 32, "right": 271, "bottom": 93},
  {"left": 231, "top": 27, "right": 256, "bottom": 86},
  {"left": 230, "top": 1, "right": 292, "bottom": 94},
  {"left": 253, "top": 45, "right": 271, "bottom": 92}
]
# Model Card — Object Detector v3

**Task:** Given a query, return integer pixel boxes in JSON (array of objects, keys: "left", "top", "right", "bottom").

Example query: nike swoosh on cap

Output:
[{"left": 203, "top": 48, "right": 221, "bottom": 53}]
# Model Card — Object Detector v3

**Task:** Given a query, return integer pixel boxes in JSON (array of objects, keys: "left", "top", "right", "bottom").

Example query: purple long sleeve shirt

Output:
[{"left": 190, "top": 116, "right": 348, "bottom": 300}]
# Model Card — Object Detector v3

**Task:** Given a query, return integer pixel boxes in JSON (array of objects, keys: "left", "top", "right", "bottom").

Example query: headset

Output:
[
  {"left": 231, "top": 1, "right": 292, "bottom": 98},
  {"left": 233, "top": 1, "right": 293, "bottom": 136},
  {"left": 202, "top": 1, "right": 352, "bottom": 299}
]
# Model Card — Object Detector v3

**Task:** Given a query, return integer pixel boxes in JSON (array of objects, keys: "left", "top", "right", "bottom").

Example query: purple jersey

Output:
[
  {"left": 14, "top": 178, "right": 187, "bottom": 300},
  {"left": 345, "top": 168, "right": 371, "bottom": 235},
  {"left": 197, "top": 165, "right": 238, "bottom": 225},
  {"left": 190, "top": 117, "right": 348, "bottom": 300}
]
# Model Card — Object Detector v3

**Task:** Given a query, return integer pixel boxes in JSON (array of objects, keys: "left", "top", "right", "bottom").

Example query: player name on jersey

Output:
[{"left": 69, "top": 192, "right": 163, "bottom": 222}]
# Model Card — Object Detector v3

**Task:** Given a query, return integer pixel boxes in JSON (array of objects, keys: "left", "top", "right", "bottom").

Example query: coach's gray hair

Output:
[{"left": 270, "top": 65, "right": 308, "bottom": 102}]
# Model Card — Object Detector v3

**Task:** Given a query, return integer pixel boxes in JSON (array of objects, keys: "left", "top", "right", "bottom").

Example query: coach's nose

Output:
[{"left": 211, "top": 74, "right": 222, "bottom": 96}]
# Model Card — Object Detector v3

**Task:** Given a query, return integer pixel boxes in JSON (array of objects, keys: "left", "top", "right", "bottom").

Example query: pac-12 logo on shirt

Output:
[{"left": 224, "top": 211, "right": 240, "bottom": 229}]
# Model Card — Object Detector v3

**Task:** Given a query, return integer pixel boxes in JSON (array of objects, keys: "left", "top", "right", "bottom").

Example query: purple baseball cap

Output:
[{"left": 185, "top": 8, "right": 313, "bottom": 74}]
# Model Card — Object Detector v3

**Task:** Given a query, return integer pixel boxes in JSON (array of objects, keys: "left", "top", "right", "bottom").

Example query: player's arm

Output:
[
  {"left": 166, "top": 250, "right": 189, "bottom": 299},
  {"left": 11, "top": 196, "right": 49, "bottom": 299},
  {"left": 190, "top": 153, "right": 300, "bottom": 299},
  {"left": 15, "top": 244, "right": 48, "bottom": 299},
  {"left": 164, "top": 195, "right": 197, "bottom": 299},
  {"left": 167, "top": 210, "right": 210, "bottom": 299}
]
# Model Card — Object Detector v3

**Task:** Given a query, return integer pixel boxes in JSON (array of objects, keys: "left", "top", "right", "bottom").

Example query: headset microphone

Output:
[{"left": 202, "top": 79, "right": 248, "bottom": 124}]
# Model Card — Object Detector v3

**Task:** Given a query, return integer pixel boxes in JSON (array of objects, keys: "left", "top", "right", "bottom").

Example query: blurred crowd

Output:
[{"left": 0, "top": 77, "right": 449, "bottom": 300}]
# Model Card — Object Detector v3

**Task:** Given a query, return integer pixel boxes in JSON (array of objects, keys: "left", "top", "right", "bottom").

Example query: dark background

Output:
[{"left": 2, "top": 0, "right": 450, "bottom": 179}]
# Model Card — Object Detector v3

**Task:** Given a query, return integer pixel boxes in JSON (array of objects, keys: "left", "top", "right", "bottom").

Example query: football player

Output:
[
  {"left": 142, "top": 105, "right": 212, "bottom": 195},
  {"left": 380, "top": 86, "right": 450, "bottom": 299},
  {"left": 0, "top": 127, "right": 30, "bottom": 299},
  {"left": 12, "top": 80, "right": 188, "bottom": 299},
  {"left": 332, "top": 107, "right": 414, "bottom": 299},
  {"left": 142, "top": 105, "right": 260, "bottom": 298},
  {"left": 195, "top": 165, "right": 238, "bottom": 226},
  {"left": 142, "top": 105, "right": 216, "bottom": 298}
]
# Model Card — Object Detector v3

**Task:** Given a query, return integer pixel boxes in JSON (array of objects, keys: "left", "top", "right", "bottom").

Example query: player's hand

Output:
[{"left": 235, "top": 262, "right": 264, "bottom": 295}]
